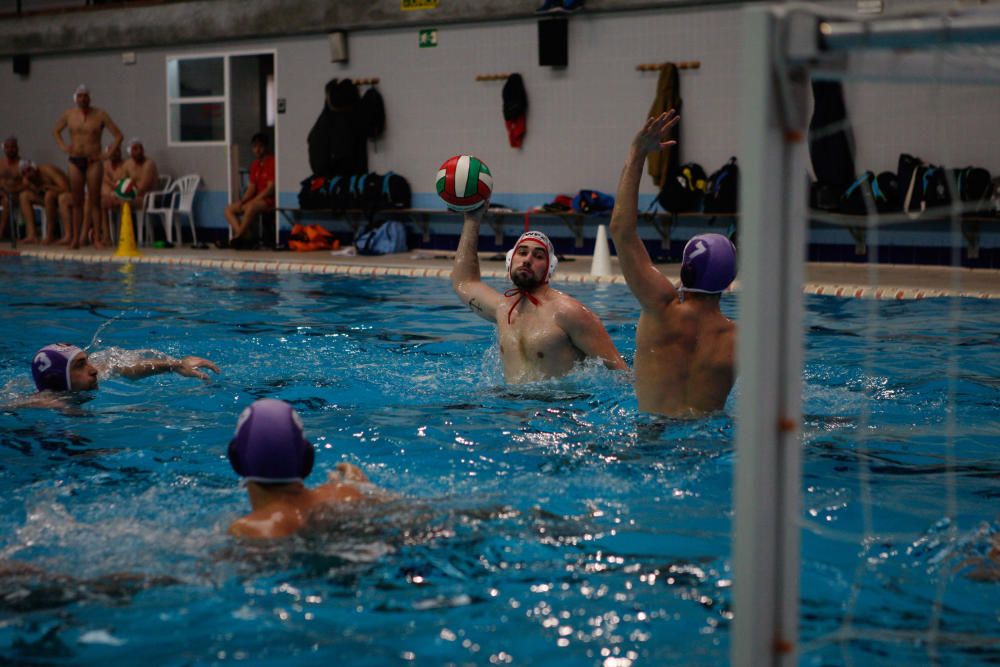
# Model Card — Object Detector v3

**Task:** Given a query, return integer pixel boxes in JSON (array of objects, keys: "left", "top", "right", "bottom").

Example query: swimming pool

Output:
[{"left": 0, "top": 257, "right": 996, "bottom": 665}]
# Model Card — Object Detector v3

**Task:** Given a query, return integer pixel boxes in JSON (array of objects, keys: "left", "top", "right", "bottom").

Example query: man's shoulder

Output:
[{"left": 550, "top": 291, "right": 603, "bottom": 326}]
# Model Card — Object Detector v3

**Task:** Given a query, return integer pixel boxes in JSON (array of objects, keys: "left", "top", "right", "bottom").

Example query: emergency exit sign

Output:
[{"left": 419, "top": 29, "right": 438, "bottom": 48}]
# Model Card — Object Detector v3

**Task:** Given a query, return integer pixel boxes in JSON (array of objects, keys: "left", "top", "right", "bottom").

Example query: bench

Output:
[{"left": 273, "top": 206, "right": 737, "bottom": 250}]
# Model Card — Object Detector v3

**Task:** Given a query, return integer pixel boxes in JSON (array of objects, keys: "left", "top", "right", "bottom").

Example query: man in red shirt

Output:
[{"left": 223, "top": 132, "right": 275, "bottom": 245}]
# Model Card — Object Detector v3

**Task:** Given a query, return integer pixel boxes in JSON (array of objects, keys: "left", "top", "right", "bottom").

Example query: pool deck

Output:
[{"left": 4, "top": 244, "right": 997, "bottom": 299}]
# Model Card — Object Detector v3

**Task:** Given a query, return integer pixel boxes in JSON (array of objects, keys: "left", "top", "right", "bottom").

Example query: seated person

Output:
[
  {"left": 227, "top": 399, "right": 383, "bottom": 540},
  {"left": 18, "top": 161, "right": 72, "bottom": 245},
  {"left": 122, "top": 137, "right": 159, "bottom": 209},
  {"left": 31, "top": 342, "right": 219, "bottom": 393},
  {"left": 223, "top": 132, "right": 274, "bottom": 247},
  {"left": 99, "top": 143, "right": 128, "bottom": 244}
]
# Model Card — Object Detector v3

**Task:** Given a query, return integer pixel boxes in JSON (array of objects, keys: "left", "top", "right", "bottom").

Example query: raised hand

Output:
[{"left": 632, "top": 110, "right": 680, "bottom": 155}]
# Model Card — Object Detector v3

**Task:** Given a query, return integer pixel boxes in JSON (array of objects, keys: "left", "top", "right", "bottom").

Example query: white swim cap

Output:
[{"left": 505, "top": 230, "right": 558, "bottom": 283}]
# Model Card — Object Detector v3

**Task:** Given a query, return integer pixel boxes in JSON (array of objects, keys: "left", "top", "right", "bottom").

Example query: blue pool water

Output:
[{"left": 0, "top": 257, "right": 997, "bottom": 666}]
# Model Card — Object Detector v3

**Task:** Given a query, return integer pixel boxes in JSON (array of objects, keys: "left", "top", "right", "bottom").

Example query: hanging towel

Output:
[
  {"left": 502, "top": 73, "right": 528, "bottom": 149},
  {"left": 646, "top": 63, "right": 681, "bottom": 188}
]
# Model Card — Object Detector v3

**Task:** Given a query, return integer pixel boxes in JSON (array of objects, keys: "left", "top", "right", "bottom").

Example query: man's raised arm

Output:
[
  {"left": 451, "top": 205, "right": 502, "bottom": 323},
  {"left": 610, "top": 111, "right": 681, "bottom": 311}
]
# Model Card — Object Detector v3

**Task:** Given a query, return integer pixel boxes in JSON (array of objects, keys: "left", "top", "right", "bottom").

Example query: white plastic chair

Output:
[
  {"left": 133, "top": 174, "right": 171, "bottom": 244},
  {"left": 1, "top": 200, "right": 47, "bottom": 242},
  {"left": 143, "top": 174, "right": 200, "bottom": 245}
]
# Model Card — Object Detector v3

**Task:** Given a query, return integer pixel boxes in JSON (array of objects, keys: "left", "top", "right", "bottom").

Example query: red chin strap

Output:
[{"left": 503, "top": 286, "right": 542, "bottom": 325}]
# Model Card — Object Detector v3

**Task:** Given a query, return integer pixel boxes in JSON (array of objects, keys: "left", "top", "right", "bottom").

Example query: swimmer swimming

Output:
[
  {"left": 452, "top": 203, "right": 627, "bottom": 383},
  {"left": 52, "top": 84, "right": 123, "bottom": 250},
  {"left": 27, "top": 342, "right": 218, "bottom": 400},
  {"left": 228, "top": 399, "right": 384, "bottom": 540},
  {"left": 610, "top": 111, "right": 737, "bottom": 417}
]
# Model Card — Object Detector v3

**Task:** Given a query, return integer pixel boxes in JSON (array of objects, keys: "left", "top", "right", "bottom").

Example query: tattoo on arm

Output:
[{"left": 468, "top": 298, "right": 483, "bottom": 313}]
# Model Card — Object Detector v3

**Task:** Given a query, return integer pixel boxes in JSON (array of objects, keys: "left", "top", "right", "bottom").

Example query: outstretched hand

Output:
[
  {"left": 175, "top": 356, "right": 220, "bottom": 380},
  {"left": 330, "top": 462, "right": 370, "bottom": 483},
  {"left": 633, "top": 110, "right": 680, "bottom": 154}
]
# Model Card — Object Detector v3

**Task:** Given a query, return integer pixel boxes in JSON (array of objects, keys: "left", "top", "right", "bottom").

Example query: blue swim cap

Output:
[
  {"left": 31, "top": 343, "right": 83, "bottom": 392},
  {"left": 679, "top": 234, "right": 736, "bottom": 294},
  {"left": 227, "top": 399, "right": 314, "bottom": 484}
]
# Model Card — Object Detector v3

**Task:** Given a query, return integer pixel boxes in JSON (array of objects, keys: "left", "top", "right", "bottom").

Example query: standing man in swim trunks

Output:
[
  {"left": 227, "top": 399, "right": 383, "bottom": 539},
  {"left": 52, "top": 84, "right": 123, "bottom": 249},
  {"left": 0, "top": 136, "right": 25, "bottom": 241},
  {"left": 18, "top": 161, "right": 73, "bottom": 245},
  {"left": 452, "top": 204, "right": 627, "bottom": 383},
  {"left": 224, "top": 132, "right": 275, "bottom": 246},
  {"left": 610, "top": 111, "right": 737, "bottom": 417}
]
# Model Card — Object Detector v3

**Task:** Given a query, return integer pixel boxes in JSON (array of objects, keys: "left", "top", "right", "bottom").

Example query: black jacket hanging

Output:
[
  {"left": 809, "top": 80, "right": 856, "bottom": 190},
  {"left": 307, "top": 78, "right": 368, "bottom": 177},
  {"left": 502, "top": 73, "right": 528, "bottom": 148},
  {"left": 359, "top": 86, "right": 386, "bottom": 140}
]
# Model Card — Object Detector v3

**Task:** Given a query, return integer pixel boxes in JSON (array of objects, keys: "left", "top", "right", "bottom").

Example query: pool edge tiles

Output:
[{"left": 3, "top": 247, "right": 996, "bottom": 298}]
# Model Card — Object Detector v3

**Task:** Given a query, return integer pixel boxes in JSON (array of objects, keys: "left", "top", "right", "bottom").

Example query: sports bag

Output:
[
  {"left": 703, "top": 157, "right": 739, "bottom": 214},
  {"left": 656, "top": 162, "right": 706, "bottom": 213},
  {"left": 898, "top": 153, "right": 927, "bottom": 218},
  {"left": 298, "top": 175, "right": 330, "bottom": 209},
  {"left": 921, "top": 166, "right": 951, "bottom": 209},
  {"left": 840, "top": 171, "right": 895, "bottom": 214},
  {"left": 355, "top": 220, "right": 408, "bottom": 255},
  {"left": 953, "top": 166, "right": 992, "bottom": 210},
  {"left": 572, "top": 190, "right": 615, "bottom": 214}
]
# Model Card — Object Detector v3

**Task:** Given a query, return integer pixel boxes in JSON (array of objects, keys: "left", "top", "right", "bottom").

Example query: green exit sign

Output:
[{"left": 419, "top": 29, "right": 438, "bottom": 48}]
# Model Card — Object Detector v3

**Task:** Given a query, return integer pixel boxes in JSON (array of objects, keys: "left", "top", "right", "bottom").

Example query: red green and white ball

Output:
[
  {"left": 114, "top": 177, "right": 137, "bottom": 201},
  {"left": 436, "top": 155, "right": 493, "bottom": 212}
]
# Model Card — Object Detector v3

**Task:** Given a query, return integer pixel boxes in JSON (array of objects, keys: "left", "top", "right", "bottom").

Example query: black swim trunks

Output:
[{"left": 68, "top": 156, "right": 89, "bottom": 173}]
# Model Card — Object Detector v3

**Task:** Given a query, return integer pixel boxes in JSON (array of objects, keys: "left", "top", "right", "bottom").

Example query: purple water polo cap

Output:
[
  {"left": 228, "top": 399, "right": 315, "bottom": 484},
  {"left": 679, "top": 233, "right": 737, "bottom": 294},
  {"left": 31, "top": 343, "right": 83, "bottom": 392}
]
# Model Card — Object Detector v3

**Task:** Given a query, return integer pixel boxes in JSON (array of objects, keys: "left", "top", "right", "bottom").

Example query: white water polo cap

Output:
[{"left": 505, "top": 231, "right": 558, "bottom": 283}]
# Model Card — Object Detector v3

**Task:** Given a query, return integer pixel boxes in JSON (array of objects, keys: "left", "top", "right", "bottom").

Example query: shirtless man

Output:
[
  {"left": 0, "top": 136, "right": 24, "bottom": 240},
  {"left": 122, "top": 138, "right": 160, "bottom": 208},
  {"left": 99, "top": 144, "right": 127, "bottom": 245},
  {"left": 227, "top": 399, "right": 383, "bottom": 540},
  {"left": 610, "top": 111, "right": 737, "bottom": 417},
  {"left": 52, "top": 84, "right": 123, "bottom": 249},
  {"left": 452, "top": 204, "right": 627, "bottom": 383},
  {"left": 18, "top": 161, "right": 72, "bottom": 245}
]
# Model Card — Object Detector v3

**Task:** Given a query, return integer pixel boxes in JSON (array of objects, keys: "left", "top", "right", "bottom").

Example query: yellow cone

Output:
[{"left": 114, "top": 201, "right": 142, "bottom": 258}]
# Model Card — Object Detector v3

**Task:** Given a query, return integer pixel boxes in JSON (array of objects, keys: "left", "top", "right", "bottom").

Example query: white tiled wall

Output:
[{"left": 1, "top": 4, "right": 998, "bottom": 228}]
